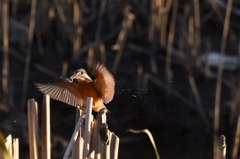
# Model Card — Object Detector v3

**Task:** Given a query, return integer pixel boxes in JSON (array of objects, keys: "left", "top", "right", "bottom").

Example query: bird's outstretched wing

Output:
[
  {"left": 92, "top": 63, "right": 115, "bottom": 104},
  {"left": 35, "top": 82, "right": 83, "bottom": 106}
]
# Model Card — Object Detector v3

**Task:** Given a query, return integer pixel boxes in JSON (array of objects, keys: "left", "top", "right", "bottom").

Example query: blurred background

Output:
[{"left": 0, "top": 0, "right": 240, "bottom": 158}]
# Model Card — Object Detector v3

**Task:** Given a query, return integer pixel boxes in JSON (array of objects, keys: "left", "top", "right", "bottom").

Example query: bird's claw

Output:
[{"left": 66, "top": 78, "right": 73, "bottom": 83}]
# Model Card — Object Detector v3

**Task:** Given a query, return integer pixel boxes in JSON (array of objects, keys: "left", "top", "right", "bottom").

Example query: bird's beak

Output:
[
  {"left": 82, "top": 75, "right": 93, "bottom": 81},
  {"left": 70, "top": 73, "right": 92, "bottom": 81}
]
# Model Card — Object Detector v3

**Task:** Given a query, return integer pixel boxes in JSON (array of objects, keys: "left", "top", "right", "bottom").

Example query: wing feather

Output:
[
  {"left": 35, "top": 82, "right": 83, "bottom": 107},
  {"left": 93, "top": 63, "right": 115, "bottom": 103}
]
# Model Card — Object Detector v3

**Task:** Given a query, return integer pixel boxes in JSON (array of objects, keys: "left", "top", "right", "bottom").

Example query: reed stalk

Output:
[
  {"left": 112, "top": 6, "right": 135, "bottom": 72},
  {"left": 165, "top": 0, "right": 178, "bottom": 83},
  {"left": 214, "top": 0, "right": 233, "bottom": 155},
  {"left": 21, "top": 0, "right": 37, "bottom": 110},
  {"left": 2, "top": 0, "right": 9, "bottom": 108},
  {"left": 83, "top": 98, "right": 93, "bottom": 158},
  {"left": 128, "top": 129, "right": 160, "bottom": 159},
  {"left": 216, "top": 135, "right": 226, "bottom": 159},
  {"left": 41, "top": 95, "right": 51, "bottom": 159},
  {"left": 62, "top": 115, "right": 85, "bottom": 159},
  {"left": 27, "top": 99, "right": 39, "bottom": 159},
  {"left": 232, "top": 116, "right": 240, "bottom": 159}
]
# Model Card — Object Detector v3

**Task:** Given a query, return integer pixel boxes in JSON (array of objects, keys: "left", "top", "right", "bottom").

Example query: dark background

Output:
[{"left": 0, "top": 0, "right": 240, "bottom": 158}]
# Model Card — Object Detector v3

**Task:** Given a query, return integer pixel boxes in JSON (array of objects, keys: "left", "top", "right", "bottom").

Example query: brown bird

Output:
[{"left": 35, "top": 63, "right": 115, "bottom": 113}]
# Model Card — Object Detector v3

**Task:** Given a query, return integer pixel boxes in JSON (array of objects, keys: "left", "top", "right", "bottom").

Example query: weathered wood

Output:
[
  {"left": 5, "top": 134, "right": 12, "bottom": 157},
  {"left": 27, "top": 99, "right": 39, "bottom": 159},
  {"left": 216, "top": 135, "right": 226, "bottom": 159},
  {"left": 41, "top": 95, "right": 51, "bottom": 159},
  {"left": 89, "top": 119, "right": 97, "bottom": 158},
  {"left": 110, "top": 133, "right": 119, "bottom": 159},
  {"left": 13, "top": 138, "right": 19, "bottom": 159},
  {"left": 61, "top": 97, "right": 119, "bottom": 159},
  {"left": 63, "top": 115, "right": 85, "bottom": 159},
  {"left": 83, "top": 97, "right": 93, "bottom": 158}
]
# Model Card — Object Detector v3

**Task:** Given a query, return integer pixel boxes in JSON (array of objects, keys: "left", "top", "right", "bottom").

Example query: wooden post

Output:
[
  {"left": 96, "top": 109, "right": 107, "bottom": 159},
  {"left": 13, "top": 138, "right": 19, "bottom": 159},
  {"left": 41, "top": 95, "right": 51, "bottom": 159},
  {"left": 89, "top": 120, "right": 97, "bottom": 158},
  {"left": 216, "top": 135, "right": 226, "bottom": 159},
  {"left": 5, "top": 135, "right": 12, "bottom": 157},
  {"left": 63, "top": 115, "right": 85, "bottom": 159},
  {"left": 28, "top": 98, "right": 39, "bottom": 159},
  {"left": 62, "top": 97, "right": 119, "bottom": 159},
  {"left": 83, "top": 97, "right": 93, "bottom": 158},
  {"left": 110, "top": 133, "right": 119, "bottom": 159},
  {"left": 72, "top": 108, "right": 83, "bottom": 159}
]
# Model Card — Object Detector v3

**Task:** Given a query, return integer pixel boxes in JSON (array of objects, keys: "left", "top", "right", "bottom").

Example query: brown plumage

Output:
[{"left": 35, "top": 63, "right": 115, "bottom": 113}]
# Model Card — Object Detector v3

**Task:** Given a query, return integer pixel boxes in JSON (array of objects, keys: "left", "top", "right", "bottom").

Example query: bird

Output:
[{"left": 35, "top": 63, "right": 115, "bottom": 113}]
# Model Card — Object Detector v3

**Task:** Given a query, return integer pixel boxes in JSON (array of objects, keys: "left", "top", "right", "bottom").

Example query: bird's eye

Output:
[{"left": 80, "top": 71, "right": 83, "bottom": 75}]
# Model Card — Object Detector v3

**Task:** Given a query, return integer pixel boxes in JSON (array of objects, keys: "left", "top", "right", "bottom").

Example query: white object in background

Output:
[{"left": 201, "top": 52, "right": 238, "bottom": 71}]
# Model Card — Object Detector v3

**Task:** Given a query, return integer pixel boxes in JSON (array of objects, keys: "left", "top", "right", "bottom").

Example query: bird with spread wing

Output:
[{"left": 35, "top": 63, "right": 115, "bottom": 113}]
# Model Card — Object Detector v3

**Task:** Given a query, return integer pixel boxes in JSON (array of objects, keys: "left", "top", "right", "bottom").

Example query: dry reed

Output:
[
  {"left": 63, "top": 115, "right": 85, "bottom": 159},
  {"left": 112, "top": 6, "right": 135, "bottom": 72},
  {"left": 232, "top": 116, "right": 240, "bottom": 159},
  {"left": 128, "top": 129, "right": 160, "bottom": 159},
  {"left": 41, "top": 95, "right": 51, "bottom": 159},
  {"left": 2, "top": 0, "right": 9, "bottom": 108},
  {"left": 27, "top": 99, "right": 39, "bottom": 159},
  {"left": 21, "top": 0, "right": 37, "bottom": 110},
  {"left": 0, "top": 133, "right": 19, "bottom": 159},
  {"left": 165, "top": 0, "right": 178, "bottom": 83},
  {"left": 213, "top": 0, "right": 233, "bottom": 155},
  {"left": 216, "top": 135, "right": 226, "bottom": 159}
]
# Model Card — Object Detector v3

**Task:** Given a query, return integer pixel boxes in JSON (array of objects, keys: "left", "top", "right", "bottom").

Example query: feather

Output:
[
  {"left": 92, "top": 63, "right": 115, "bottom": 103},
  {"left": 35, "top": 82, "right": 83, "bottom": 107}
]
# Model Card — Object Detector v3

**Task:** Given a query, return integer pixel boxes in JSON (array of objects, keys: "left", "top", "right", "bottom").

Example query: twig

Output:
[
  {"left": 216, "top": 135, "right": 226, "bottom": 159},
  {"left": 27, "top": 99, "right": 39, "bottom": 159},
  {"left": 148, "top": 0, "right": 156, "bottom": 42},
  {"left": 73, "top": 0, "right": 82, "bottom": 60},
  {"left": 95, "top": 0, "right": 107, "bottom": 46},
  {"left": 99, "top": 43, "right": 106, "bottom": 64},
  {"left": 188, "top": 68, "right": 210, "bottom": 131},
  {"left": 41, "top": 95, "right": 51, "bottom": 159},
  {"left": 194, "top": 0, "right": 201, "bottom": 67},
  {"left": 204, "top": 39, "right": 211, "bottom": 77},
  {"left": 21, "top": 0, "right": 37, "bottom": 111},
  {"left": 232, "top": 116, "right": 240, "bottom": 159},
  {"left": 2, "top": 0, "right": 9, "bottom": 107},
  {"left": 112, "top": 6, "right": 135, "bottom": 72},
  {"left": 61, "top": 62, "right": 68, "bottom": 80},
  {"left": 87, "top": 44, "right": 94, "bottom": 72},
  {"left": 160, "top": 0, "right": 171, "bottom": 47},
  {"left": 213, "top": 0, "right": 233, "bottom": 155},
  {"left": 165, "top": 0, "right": 178, "bottom": 82}
]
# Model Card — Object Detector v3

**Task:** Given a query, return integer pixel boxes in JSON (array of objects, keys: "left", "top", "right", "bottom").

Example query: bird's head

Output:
[{"left": 70, "top": 69, "right": 93, "bottom": 81}]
